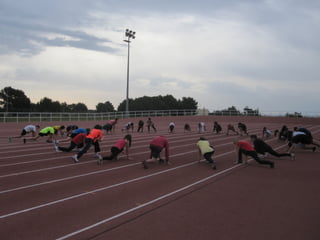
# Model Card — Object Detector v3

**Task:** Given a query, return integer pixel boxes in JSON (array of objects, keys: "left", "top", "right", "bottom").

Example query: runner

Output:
[
  {"left": 142, "top": 136, "right": 170, "bottom": 169},
  {"left": 98, "top": 134, "right": 132, "bottom": 164},
  {"left": 55, "top": 133, "right": 87, "bottom": 152},
  {"left": 8, "top": 124, "right": 40, "bottom": 142},
  {"left": 250, "top": 135, "right": 294, "bottom": 160},
  {"left": 72, "top": 124, "right": 103, "bottom": 162},
  {"left": 233, "top": 138, "right": 274, "bottom": 168},
  {"left": 197, "top": 137, "right": 216, "bottom": 169},
  {"left": 23, "top": 126, "right": 55, "bottom": 143}
]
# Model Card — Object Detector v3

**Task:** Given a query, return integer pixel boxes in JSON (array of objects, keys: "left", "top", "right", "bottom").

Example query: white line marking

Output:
[
  {"left": 56, "top": 162, "right": 240, "bottom": 240},
  {"left": 0, "top": 151, "right": 233, "bottom": 219}
]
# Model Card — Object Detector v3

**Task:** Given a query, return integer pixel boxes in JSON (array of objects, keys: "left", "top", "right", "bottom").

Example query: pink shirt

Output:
[
  {"left": 114, "top": 139, "right": 127, "bottom": 150},
  {"left": 150, "top": 136, "right": 169, "bottom": 161}
]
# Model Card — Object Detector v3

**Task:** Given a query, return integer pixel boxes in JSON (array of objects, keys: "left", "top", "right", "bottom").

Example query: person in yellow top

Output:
[
  {"left": 53, "top": 125, "right": 65, "bottom": 136},
  {"left": 196, "top": 137, "right": 216, "bottom": 169},
  {"left": 72, "top": 124, "right": 103, "bottom": 162}
]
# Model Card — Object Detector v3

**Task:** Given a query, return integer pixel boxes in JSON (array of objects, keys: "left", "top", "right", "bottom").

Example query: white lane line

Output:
[
  {"left": 0, "top": 132, "right": 289, "bottom": 193},
  {"left": 0, "top": 151, "right": 233, "bottom": 220},
  {"left": 55, "top": 142, "right": 297, "bottom": 240},
  {"left": 56, "top": 162, "right": 241, "bottom": 240},
  {"left": 0, "top": 139, "right": 234, "bottom": 178}
]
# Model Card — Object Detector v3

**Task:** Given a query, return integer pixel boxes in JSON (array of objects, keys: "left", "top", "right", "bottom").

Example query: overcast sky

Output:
[{"left": 0, "top": 0, "right": 319, "bottom": 114}]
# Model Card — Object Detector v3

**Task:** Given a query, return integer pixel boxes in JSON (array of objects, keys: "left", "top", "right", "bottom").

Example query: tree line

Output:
[{"left": 0, "top": 86, "right": 198, "bottom": 112}]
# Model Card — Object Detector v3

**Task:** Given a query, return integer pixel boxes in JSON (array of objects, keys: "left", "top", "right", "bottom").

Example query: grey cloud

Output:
[{"left": 0, "top": 1, "right": 118, "bottom": 56}]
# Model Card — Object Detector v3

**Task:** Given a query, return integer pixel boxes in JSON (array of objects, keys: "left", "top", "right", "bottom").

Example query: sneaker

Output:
[
  {"left": 94, "top": 153, "right": 102, "bottom": 158},
  {"left": 54, "top": 144, "right": 60, "bottom": 152},
  {"left": 290, "top": 153, "right": 295, "bottom": 160},
  {"left": 142, "top": 160, "right": 148, "bottom": 169},
  {"left": 312, "top": 147, "right": 316, "bottom": 152},
  {"left": 97, "top": 155, "right": 103, "bottom": 165},
  {"left": 212, "top": 163, "right": 217, "bottom": 170},
  {"left": 72, "top": 155, "right": 79, "bottom": 163},
  {"left": 270, "top": 162, "right": 275, "bottom": 169},
  {"left": 159, "top": 159, "right": 165, "bottom": 164}
]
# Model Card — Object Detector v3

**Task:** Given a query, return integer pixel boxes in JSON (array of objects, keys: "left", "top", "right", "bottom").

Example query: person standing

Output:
[
  {"left": 142, "top": 136, "right": 170, "bottom": 169},
  {"left": 72, "top": 124, "right": 103, "bottom": 162},
  {"left": 197, "top": 137, "right": 216, "bottom": 169},
  {"left": 137, "top": 120, "right": 144, "bottom": 133},
  {"left": 233, "top": 139, "right": 274, "bottom": 168},
  {"left": 198, "top": 122, "right": 206, "bottom": 133},
  {"left": 147, "top": 118, "right": 157, "bottom": 133}
]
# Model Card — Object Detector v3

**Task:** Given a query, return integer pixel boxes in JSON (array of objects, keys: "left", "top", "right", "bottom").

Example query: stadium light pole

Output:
[{"left": 124, "top": 29, "right": 136, "bottom": 117}]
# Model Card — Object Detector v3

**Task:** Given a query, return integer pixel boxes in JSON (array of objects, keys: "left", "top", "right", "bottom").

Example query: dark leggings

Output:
[
  {"left": 59, "top": 142, "right": 84, "bottom": 152},
  {"left": 238, "top": 149, "right": 273, "bottom": 166},
  {"left": 257, "top": 147, "right": 291, "bottom": 158},
  {"left": 102, "top": 147, "right": 123, "bottom": 160},
  {"left": 77, "top": 138, "right": 100, "bottom": 159},
  {"left": 204, "top": 151, "right": 215, "bottom": 163}
]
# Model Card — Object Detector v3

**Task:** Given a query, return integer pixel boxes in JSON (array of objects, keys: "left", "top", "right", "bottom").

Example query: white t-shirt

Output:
[{"left": 24, "top": 125, "right": 36, "bottom": 132}]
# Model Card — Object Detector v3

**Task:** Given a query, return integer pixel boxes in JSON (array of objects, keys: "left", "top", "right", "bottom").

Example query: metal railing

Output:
[
  {"left": 0, "top": 109, "right": 318, "bottom": 123},
  {"left": 0, "top": 110, "right": 197, "bottom": 122}
]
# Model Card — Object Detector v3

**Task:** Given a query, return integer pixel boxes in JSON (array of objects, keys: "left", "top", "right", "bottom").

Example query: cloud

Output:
[{"left": 0, "top": 0, "right": 319, "bottom": 113}]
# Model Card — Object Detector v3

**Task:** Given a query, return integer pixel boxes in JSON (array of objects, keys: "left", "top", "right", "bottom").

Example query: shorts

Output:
[
  {"left": 39, "top": 132, "right": 50, "bottom": 137},
  {"left": 150, "top": 144, "right": 162, "bottom": 159},
  {"left": 20, "top": 129, "right": 27, "bottom": 136},
  {"left": 292, "top": 135, "right": 312, "bottom": 145}
]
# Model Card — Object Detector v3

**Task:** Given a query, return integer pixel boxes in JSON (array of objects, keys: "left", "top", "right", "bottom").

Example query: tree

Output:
[
  {"left": 178, "top": 97, "right": 198, "bottom": 109},
  {"left": 117, "top": 95, "right": 197, "bottom": 111},
  {"left": 243, "top": 106, "right": 260, "bottom": 116},
  {"left": 0, "top": 86, "right": 31, "bottom": 112},
  {"left": 96, "top": 101, "right": 115, "bottom": 112},
  {"left": 36, "top": 97, "right": 61, "bottom": 112},
  {"left": 68, "top": 103, "right": 88, "bottom": 112}
]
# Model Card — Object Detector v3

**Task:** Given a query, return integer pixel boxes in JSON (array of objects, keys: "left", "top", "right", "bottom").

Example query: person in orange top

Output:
[
  {"left": 72, "top": 124, "right": 103, "bottom": 162},
  {"left": 233, "top": 139, "right": 274, "bottom": 168}
]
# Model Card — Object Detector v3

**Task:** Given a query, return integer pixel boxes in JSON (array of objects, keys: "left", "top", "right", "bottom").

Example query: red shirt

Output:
[
  {"left": 114, "top": 139, "right": 127, "bottom": 150},
  {"left": 237, "top": 141, "right": 255, "bottom": 151},
  {"left": 150, "top": 136, "right": 169, "bottom": 161},
  {"left": 72, "top": 133, "right": 87, "bottom": 145}
]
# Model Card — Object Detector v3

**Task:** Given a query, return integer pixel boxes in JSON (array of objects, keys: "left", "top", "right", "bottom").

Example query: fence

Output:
[
  {"left": 0, "top": 109, "right": 318, "bottom": 123},
  {"left": 0, "top": 110, "right": 197, "bottom": 123}
]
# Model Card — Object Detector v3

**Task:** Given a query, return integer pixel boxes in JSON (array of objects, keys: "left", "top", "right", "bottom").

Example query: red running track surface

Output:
[{"left": 0, "top": 116, "right": 319, "bottom": 240}]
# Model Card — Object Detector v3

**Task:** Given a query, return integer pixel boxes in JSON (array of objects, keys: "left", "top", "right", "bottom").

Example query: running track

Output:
[{"left": 0, "top": 116, "right": 319, "bottom": 240}]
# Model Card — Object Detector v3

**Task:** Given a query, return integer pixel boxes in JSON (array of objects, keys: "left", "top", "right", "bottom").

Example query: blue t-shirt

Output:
[{"left": 72, "top": 128, "right": 87, "bottom": 134}]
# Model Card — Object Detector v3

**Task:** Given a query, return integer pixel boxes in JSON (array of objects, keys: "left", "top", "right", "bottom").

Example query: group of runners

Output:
[{"left": 7, "top": 120, "right": 319, "bottom": 170}]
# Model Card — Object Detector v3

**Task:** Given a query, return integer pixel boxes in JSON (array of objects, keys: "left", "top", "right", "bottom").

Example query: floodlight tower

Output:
[{"left": 124, "top": 29, "right": 136, "bottom": 117}]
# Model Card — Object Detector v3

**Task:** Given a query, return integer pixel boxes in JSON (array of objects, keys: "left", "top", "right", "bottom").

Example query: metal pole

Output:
[{"left": 125, "top": 39, "right": 130, "bottom": 117}]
